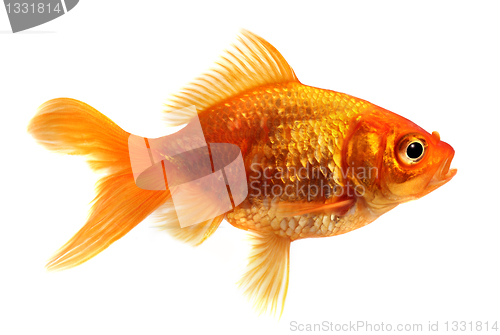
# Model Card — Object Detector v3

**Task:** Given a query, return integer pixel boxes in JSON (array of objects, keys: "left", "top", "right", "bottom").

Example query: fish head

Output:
[{"left": 345, "top": 107, "right": 457, "bottom": 212}]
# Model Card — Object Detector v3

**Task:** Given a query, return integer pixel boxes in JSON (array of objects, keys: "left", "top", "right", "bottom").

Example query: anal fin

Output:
[{"left": 154, "top": 199, "right": 224, "bottom": 246}]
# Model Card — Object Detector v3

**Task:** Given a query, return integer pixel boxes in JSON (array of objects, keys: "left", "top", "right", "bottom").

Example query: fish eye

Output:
[
  {"left": 397, "top": 135, "right": 426, "bottom": 165},
  {"left": 406, "top": 141, "right": 424, "bottom": 160}
]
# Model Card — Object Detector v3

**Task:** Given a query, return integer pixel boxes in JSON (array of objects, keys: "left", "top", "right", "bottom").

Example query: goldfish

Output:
[{"left": 27, "top": 30, "right": 456, "bottom": 317}]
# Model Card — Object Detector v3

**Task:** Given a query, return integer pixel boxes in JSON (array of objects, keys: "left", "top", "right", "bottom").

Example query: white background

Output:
[{"left": 1, "top": 1, "right": 499, "bottom": 334}]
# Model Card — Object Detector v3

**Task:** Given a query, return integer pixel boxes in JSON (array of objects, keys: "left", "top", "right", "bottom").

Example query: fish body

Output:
[
  {"left": 28, "top": 30, "right": 456, "bottom": 316},
  {"left": 199, "top": 82, "right": 372, "bottom": 239},
  {"left": 197, "top": 81, "right": 454, "bottom": 241}
]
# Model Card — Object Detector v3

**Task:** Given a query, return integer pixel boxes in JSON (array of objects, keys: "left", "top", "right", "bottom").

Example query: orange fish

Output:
[{"left": 28, "top": 30, "right": 456, "bottom": 316}]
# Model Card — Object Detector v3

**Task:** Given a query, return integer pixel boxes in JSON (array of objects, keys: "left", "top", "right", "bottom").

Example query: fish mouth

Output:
[{"left": 425, "top": 156, "right": 458, "bottom": 194}]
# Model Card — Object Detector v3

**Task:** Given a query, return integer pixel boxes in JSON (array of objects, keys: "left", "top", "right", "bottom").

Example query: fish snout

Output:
[
  {"left": 428, "top": 140, "right": 457, "bottom": 189},
  {"left": 437, "top": 140, "right": 455, "bottom": 177}
]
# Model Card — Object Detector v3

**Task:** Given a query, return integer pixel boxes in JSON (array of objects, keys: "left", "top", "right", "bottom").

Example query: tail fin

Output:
[{"left": 28, "top": 98, "right": 170, "bottom": 271}]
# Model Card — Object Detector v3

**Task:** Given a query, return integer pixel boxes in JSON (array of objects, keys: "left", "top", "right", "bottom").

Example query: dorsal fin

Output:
[{"left": 163, "top": 29, "right": 299, "bottom": 126}]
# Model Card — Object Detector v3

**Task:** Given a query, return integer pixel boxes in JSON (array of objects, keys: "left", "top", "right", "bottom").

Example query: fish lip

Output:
[
  {"left": 427, "top": 157, "right": 457, "bottom": 190},
  {"left": 435, "top": 167, "right": 458, "bottom": 185}
]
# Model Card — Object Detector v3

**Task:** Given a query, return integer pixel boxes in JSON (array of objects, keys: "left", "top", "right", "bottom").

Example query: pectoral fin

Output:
[{"left": 275, "top": 198, "right": 355, "bottom": 217}]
